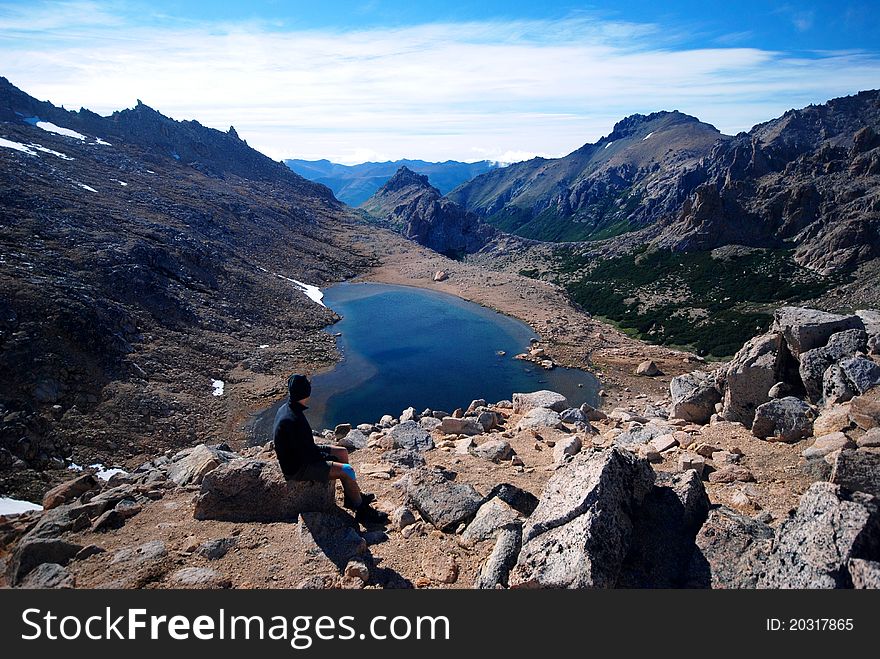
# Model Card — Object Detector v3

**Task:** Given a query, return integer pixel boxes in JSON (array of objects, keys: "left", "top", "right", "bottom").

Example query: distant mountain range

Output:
[{"left": 284, "top": 158, "right": 498, "bottom": 206}]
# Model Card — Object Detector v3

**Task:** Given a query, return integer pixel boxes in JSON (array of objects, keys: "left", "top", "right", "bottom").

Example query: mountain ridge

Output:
[{"left": 285, "top": 157, "right": 497, "bottom": 206}]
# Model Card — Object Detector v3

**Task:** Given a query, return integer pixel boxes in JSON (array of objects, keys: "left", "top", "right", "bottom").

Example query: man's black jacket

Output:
[{"left": 272, "top": 400, "right": 323, "bottom": 476}]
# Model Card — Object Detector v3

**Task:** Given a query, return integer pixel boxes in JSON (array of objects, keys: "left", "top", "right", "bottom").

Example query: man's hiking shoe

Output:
[
  {"left": 344, "top": 492, "right": 375, "bottom": 510},
  {"left": 355, "top": 503, "right": 388, "bottom": 525}
]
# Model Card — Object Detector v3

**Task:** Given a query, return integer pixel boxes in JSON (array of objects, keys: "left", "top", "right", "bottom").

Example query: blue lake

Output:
[{"left": 256, "top": 281, "right": 600, "bottom": 435}]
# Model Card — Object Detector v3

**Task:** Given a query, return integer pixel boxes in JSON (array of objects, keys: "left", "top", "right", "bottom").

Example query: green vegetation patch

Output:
[{"left": 549, "top": 246, "right": 840, "bottom": 357}]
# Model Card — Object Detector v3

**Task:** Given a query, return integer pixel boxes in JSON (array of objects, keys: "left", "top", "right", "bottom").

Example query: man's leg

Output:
[{"left": 328, "top": 462, "right": 362, "bottom": 508}]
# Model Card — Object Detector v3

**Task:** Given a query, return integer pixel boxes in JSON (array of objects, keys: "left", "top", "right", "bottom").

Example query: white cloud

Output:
[{"left": 2, "top": 7, "right": 879, "bottom": 163}]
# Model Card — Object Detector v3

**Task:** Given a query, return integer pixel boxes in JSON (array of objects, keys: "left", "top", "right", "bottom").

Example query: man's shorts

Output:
[{"left": 286, "top": 446, "right": 333, "bottom": 482}]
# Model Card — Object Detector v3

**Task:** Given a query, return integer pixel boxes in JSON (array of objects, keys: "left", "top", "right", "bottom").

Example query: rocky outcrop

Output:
[
  {"left": 669, "top": 371, "right": 720, "bottom": 424},
  {"left": 687, "top": 507, "right": 774, "bottom": 589},
  {"left": 193, "top": 459, "right": 336, "bottom": 522},
  {"left": 509, "top": 447, "right": 654, "bottom": 588},
  {"left": 757, "top": 483, "right": 880, "bottom": 589},
  {"left": 751, "top": 396, "right": 814, "bottom": 442},
  {"left": 799, "top": 329, "right": 868, "bottom": 402},
  {"left": 167, "top": 444, "right": 237, "bottom": 486}
]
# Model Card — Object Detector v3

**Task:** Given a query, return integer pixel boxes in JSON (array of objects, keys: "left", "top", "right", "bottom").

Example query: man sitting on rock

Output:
[{"left": 273, "top": 373, "right": 387, "bottom": 525}]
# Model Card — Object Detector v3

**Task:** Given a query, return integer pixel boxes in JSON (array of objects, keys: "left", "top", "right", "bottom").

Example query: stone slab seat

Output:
[{"left": 193, "top": 458, "right": 336, "bottom": 522}]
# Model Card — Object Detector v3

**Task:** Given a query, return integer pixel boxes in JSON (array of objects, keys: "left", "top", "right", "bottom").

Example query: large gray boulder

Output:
[
  {"left": 6, "top": 538, "right": 84, "bottom": 586},
  {"left": 720, "top": 332, "right": 786, "bottom": 427},
  {"left": 18, "top": 563, "right": 76, "bottom": 589},
  {"left": 516, "top": 407, "right": 565, "bottom": 430},
  {"left": 614, "top": 421, "right": 675, "bottom": 447},
  {"left": 757, "top": 482, "right": 880, "bottom": 588},
  {"left": 193, "top": 459, "right": 335, "bottom": 522},
  {"left": 686, "top": 507, "right": 774, "bottom": 589},
  {"left": 508, "top": 447, "right": 654, "bottom": 588},
  {"left": 337, "top": 429, "right": 368, "bottom": 450},
  {"left": 618, "top": 469, "right": 710, "bottom": 588},
  {"left": 798, "top": 329, "right": 868, "bottom": 403},
  {"left": 167, "top": 444, "right": 238, "bottom": 487},
  {"left": 389, "top": 421, "right": 434, "bottom": 452},
  {"left": 751, "top": 396, "right": 814, "bottom": 442},
  {"left": 670, "top": 371, "right": 721, "bottom": 424},
  {"left": 401, "top": 468, "right": 484, "bottom": 532},
  {"left": 512, "top": 390, "right": 568, "bottom": 414},
  {"left": 830, "top": 449, "right": 880, "bottom": 498},
  {"left": 823, "top": 357, "right": 880, "bottom": 405},
  {"left": 771, "top": 307, "right": 864, "bottom": 357}
]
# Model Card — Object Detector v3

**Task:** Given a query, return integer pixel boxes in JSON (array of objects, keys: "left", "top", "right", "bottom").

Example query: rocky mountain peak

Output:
[
  {"left": 380, "top": 166, "right": 436, "bottom": 194},
  {"left": 607, "top": 110, "right": 704, "bottom": 141}
]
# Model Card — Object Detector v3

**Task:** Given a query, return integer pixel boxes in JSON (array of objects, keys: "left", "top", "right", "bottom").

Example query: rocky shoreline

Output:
[{"left": 3, "top": 305, "right": 878, "bottom": 589}]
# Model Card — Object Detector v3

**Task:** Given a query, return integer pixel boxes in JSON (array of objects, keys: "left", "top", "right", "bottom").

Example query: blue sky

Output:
[{"left": 2, "top": 1, "right": 879, "bottom": 163}]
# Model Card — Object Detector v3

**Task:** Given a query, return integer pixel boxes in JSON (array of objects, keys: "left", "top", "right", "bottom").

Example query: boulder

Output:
[
  {"left": 474, "top": 526, "right": 522, "bottom": 589},
  {"left": 337, "top": 429, "right": 368, "bottom": 450},
  {"left": 419, "top": 416, "right": 441, "bottom": 431},
  {"left": 466, "top": 399, "right": 488, "bottom": 415},
  {"left": 849, "top": 558, "right": 880, "bottom": 588},
  {"left": 635, "top": 360, "right": 663, "bottom": 376},
  {"left": 767, "top": 382, "right": 791, "bottom": 399},
  {"left": 388, "top": 421, "right": 434, "bottom": 451},
  {"left": 771, "top": 307, "right": 864, "bottom": 356},
  {"left": 839, "top": 356, "right": 880, "bottom": 395},
  {"left": 669, "top": 371, "right": 721, "bottom": 424},
  {"left": 580, "top": 403, "right": 607, "bottom": 422},
  {"left": 686, "top": 507, "right": 774, "bottom": 588},
  {"left": 512, "top": 390, "right": 568, "bottom": 414},
  {"left": 508, "top": 447, "right": 654, "bottom": 588},
  {"left": 401, "top": 468, "right": 484, "bottom": 532},
  {"left": 516, "top": 407, "right": 564, "bottom": 431},
  {"left": 111, "top": 540, "right": 168, "bottom": 568},
  {"left": 18, "top": 563, "right": 76, "bottom": 589},
  {"left": 553, "top": 435, "right": 582, "bottom": 463},
  {"left": 461, "top": 497, "right": 522, "bottom": 545},
  {"left": 6, "top": 538, "right": 83, "bottom": 586},
  {"left": 440, "top": 417, "right": 483, "bottom": 436},
  {"left": 560, "top": 408, "right": 588, "bottom": 424},
  {"left": 334, "top": 423, "right": 352, "bottom": 438},
  {"left": 167, "top": 444, "right": 237, "bottom": 487},
  {"left": 379, "top": 449, "right": 426, "bottom": 469},
  {"left": 720, "top": 332, "right": 787, "bottom": 427},
  {"left": 757, "top": 482, "right": 880, "bottom": 588},
  {"left": 751, "top": 396, "right": 813, "bottom": 442},
  {"left": 802, "top": 432, "right": 855, "bottom": 459},
  {"left": 857, "top": 309, "right": 880, "bottom": 355},
  {"left": 812, "top": 403, "right": 853, "bottom": 436},
  {"left": 798, "top": 330, "right": 868, "bottom": 402},
  {"left": 472, "top": 439, "right": 513, "bottom": 463},
  {"left": 41, "top": 473, "right": 99, "bottom": 510},
  {"left": 707, "top": 465, "right": 756, "bottom": 483},
  {"left": 193, "top": 459, "right": 335, "bottom": 522},
  {"left": 399, "top": 407, "right": 417, "bottom": 423},
  {"left": 850, "top": 393, "right": 880, "bottom": 430},
  {"left": 476, "top": 410, "right": 500, "bottom": 431},
  {"left": 829, "top": 449, "right": 880, "bottom": 498},
  {"left": 618, "top": 470, "right": 709, "bottom": 588}
]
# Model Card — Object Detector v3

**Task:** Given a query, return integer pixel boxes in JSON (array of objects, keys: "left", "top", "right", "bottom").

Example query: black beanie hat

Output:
[{"left": 288, "top": 374, "right": 312, "bottom": 401}]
